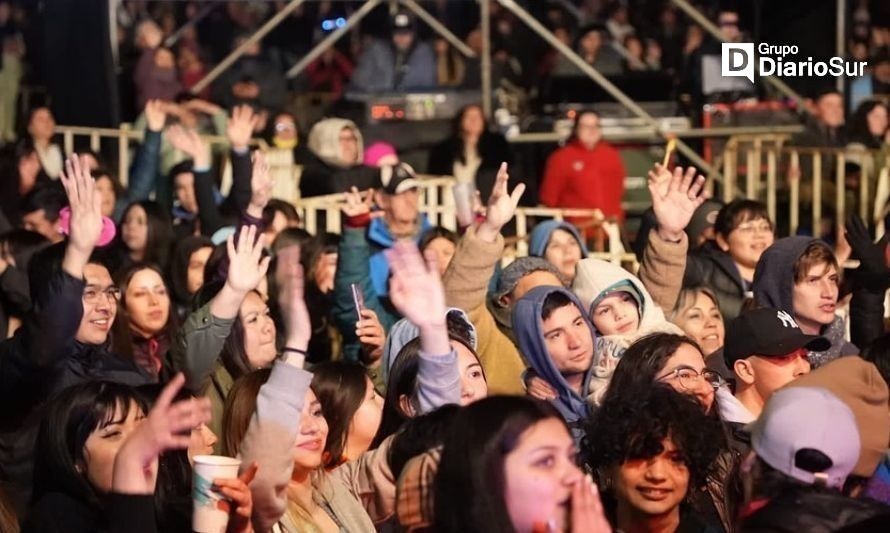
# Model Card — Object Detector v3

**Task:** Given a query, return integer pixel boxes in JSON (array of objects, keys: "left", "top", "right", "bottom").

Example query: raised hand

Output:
[
  {"left": 227, "top": 104, "right": 259, "bottom": 151},
  {"left": 247, "top": 150, "right": 274, "bottom": 218},
  {"left": 648, "top": 163, "right": 707, "bottom": 241},
  {"left": 478, "top": 162, "right": 525, "bottom": 241},
  {"left": 167, "top": 124, "right": 210, "bottom": 168},
  {"left": 386, "top": 241, "right": 447, "bottom": 327},
  {"left": 60, "top": 154, "right": 103, "bottom": 276},
  {"left": 340, "top": 186, "right": 378, "bottom": 220},
  {"left": 357, "top": 308, "right": 385, "bottom": 365},
  {"left": 144, "top": 99, "right": 168, "bottom": 132},
  {"left": 214, "top": 462, "right": 258, "bottom": 533},
  {"left": 276, "top": 244, "right": 311, "bottom": 351},
  {"left": 225, "top": 225, "right": 271, "bottom": 294},
  {"left": 112, "top": 374, "right": 212, "bottom": 494}
]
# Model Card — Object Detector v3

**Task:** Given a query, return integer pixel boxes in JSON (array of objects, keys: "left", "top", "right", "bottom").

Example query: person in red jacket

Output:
[{"left": 539, "top": 111, "right": 627, "bottom": 226}]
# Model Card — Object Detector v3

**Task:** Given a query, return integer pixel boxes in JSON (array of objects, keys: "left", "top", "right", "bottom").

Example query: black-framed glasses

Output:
[
  {"left": 656, "top": 365, "right": 725, "bottom": 390},
  {"left": 83, "top": 287, "right": 122, "bottom": 304}
]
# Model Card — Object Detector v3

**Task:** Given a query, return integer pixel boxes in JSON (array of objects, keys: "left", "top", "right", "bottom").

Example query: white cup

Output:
[
  {"left": 192, "top": 455, "right": 242, "bottom": 533},
  {"left": 453, "top": 182, "right": 477, "bottom": 228}
]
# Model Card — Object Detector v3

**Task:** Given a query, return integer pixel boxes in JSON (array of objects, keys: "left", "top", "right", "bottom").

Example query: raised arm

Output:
[
  {"left": 171, "top": 226, "right": 270, "bottom": 391},
  {"left": 227, "top": 105, "right": 261, "bottom": 213},
  {"left": 442, "top": 163, "right": 527, "bottom": 394},
  {"left": 124, "top": 100, "right": 167, "bottom": 210},
  {"left": 332, "top": 187, "right": 390, "bottom": 362},
  {"left": 639, "top": 163, "right": 706, "bottom": 313},
  {"left": 387, "top": 240, "right": 459, "bottom": 413},
  {"left": 241, "top": 251, "right": 313, "bottom": 532},
  {"left": 167, "top": 125, "right": 225, "bottom": 236}
]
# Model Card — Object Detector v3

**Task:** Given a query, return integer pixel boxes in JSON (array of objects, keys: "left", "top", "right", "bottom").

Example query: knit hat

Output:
[
  {"left": 784, "top": 357, "right": 890, "bottom": 477},
  {"left": 749, "top": 386, "right": 861, "bottom": 489},
  {"left": 685, "top": 199, "right": 723, "bottom": 245},
  {"left": 493, "top": 257, "right": 566, "bottom": 302},
  {"left": 363, "top": 142, "right": 398, "bottom": 167}
]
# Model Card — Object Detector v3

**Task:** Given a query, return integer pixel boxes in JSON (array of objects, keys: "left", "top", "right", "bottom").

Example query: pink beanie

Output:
[{"left": 363, "top": 142, "right": 398, "bottom": 166}]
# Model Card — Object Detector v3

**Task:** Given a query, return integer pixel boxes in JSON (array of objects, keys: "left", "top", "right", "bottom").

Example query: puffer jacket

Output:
[
  {"left": 684, "top": 242, "right": 748, "bottom": 324},
  {"left": 571, "top": 258, "right": 684, "bottom": 406}
]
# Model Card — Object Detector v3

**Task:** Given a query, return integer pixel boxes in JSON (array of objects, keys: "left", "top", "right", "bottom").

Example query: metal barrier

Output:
[{"left": 719, "top": 135, "right": 890, "bottom": 237}]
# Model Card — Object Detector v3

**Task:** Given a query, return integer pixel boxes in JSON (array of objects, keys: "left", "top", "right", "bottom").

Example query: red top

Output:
[{"left": 539, "top": 140, "right": 627, "bottom": 219}]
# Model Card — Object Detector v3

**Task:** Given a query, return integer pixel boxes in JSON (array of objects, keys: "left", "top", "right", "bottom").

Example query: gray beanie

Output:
[{"left": 494, "top": 256, "right": 566, "bottom": 302}]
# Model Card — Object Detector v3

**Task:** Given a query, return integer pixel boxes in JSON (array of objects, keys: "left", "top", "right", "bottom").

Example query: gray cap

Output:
[
  {"left": 494, "top": 257, "right": 566, "bottom": 302},
  {"left": 749, "top": 386, "right": 860, "bottom": 489}
]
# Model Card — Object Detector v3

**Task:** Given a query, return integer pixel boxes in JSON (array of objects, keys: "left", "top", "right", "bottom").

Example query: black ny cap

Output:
[{"left": 723, "top": 308, "right": 831, "bottom": 368}]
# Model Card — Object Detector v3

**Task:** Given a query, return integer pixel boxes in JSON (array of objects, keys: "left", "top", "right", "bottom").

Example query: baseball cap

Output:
[
  {"left": 749, "top": 386, "right": 861, "bottom": 488},
  {"left": 723, "top": 308, "right": 830, "bottom": 368},
  {"left": 376, "top": 163, "right": 420, "bottom": 195},
  {"left": 392, "top": 11, "right": 415, "bottom": 33}
]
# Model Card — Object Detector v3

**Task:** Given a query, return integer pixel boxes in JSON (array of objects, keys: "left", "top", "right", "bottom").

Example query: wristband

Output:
[
  {"left": 282, "top": 347, "right": 307, "bottom": 355},
  {"left": 345, "top": 212, "right": 372, "bottom": 228}
]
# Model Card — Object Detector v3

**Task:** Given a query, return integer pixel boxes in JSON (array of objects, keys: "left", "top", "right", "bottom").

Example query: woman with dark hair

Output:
[
  {"left": 0, "top": 142, "right": 50, "bottom": 226},
  {"left": 605, "top": 333, "right": 739, "bottom": 532},
  {"left": 371, "top": 310, "right": 487, "bottom": 448},
  {"left": 434, "top": 395, "right": 610, "bottom": 532},
  {"left": 25, "top": 376, "right": 220, "bottom": 532},
  {"left": 311, "top": 361, "right": 384, "bottom": 469},
  {"left": 104, "top": 200, "right": 175, "bottom": 274},
  {"left": 418, "top": 226, "right": 459, "bottom": 277},
  {"left": 847, "top": 99, "right": 889, "bottom": 150},
  {"left": 426, "top": 104, "right": 514, "bottom": 200},
  {"left": 111, "top": 263, "right": 179, "bottom": 381},
  {"left": 172, "top": 227, "right": 278, "bottom": 451},
  {"left": 586, "top": 384, "right": 724, "bottom": 532},
  {"left": 168, "top": 236, "right": 213, "bottom": 320}
]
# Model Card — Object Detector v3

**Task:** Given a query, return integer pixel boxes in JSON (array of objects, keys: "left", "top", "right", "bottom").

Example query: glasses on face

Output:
[
  {"left": 733, "top": 221, "right": 773, "bottom": 235},
  {"left": 275, "top": 122, "right": 295, "bottom": 132},
  {"left": 656, "top": 365, "right": 725, "bottom": 390},
  {"left": 83, "top": 286, "right": 122, "bottom": 304},
  {"left": 339, "top": 134, "right": 357, "bottom": 143},
  {"left": 719, "top": 19, "right": 739, "bottom": 27}
]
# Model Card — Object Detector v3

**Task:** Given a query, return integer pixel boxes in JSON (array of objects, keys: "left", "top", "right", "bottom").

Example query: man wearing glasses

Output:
[{"left": 718, "top": 308, "right": 829, "bottom": 438}]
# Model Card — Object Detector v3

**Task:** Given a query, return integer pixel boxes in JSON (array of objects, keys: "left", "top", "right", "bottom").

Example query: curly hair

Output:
[{"left": 585, "top": 383, "right": 723, "bottom": 490}]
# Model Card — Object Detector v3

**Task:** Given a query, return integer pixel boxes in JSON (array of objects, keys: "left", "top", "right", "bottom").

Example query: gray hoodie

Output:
[{"left": 752, "top": 236, "right": 858, "bottom": 367}]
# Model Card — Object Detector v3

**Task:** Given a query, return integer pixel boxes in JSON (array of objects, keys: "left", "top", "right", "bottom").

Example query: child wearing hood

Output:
[
  {"left": 571, "top": 258, "right": 683, "bottom": 404},
  {"left": 528, "top": 220, "right": 588, "bottom": 282}
]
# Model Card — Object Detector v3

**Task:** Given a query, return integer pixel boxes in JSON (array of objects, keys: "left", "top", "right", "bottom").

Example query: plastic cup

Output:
[
  {"left": 453, "top": 182, "right": 477, "bottom": 227},
  {"left": 192, "top": 455, "right": 241, "bottom": 533}
]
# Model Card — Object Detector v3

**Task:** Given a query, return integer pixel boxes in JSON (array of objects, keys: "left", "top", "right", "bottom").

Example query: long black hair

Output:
[
  {"left": 114, "top": 200, "right": 175, "bottom": 271},
  {"left": 169, "top": 235, "right": 213, "bottom": 308},
  {"left": 311, "top": 361, "right": 372, "bottom": 468},
  {"left": 434, "top": 396, "right": 565, "bottom": 533},
  {"left": 32, "top": 381, "right": 148, "bottom": 510},
  {"left": 848, "top": 99, "right": 888, "bottom": 149}
]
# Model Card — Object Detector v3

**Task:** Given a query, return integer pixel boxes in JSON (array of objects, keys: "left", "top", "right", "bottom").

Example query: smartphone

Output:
[{"left": 350, "top": 283, "right": 365, "bottom": 321}]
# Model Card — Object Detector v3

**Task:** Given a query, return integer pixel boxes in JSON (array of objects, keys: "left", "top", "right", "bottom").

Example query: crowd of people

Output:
[
  {"left": 0, "top": 95, "right": 887, "bottom": 532},
  {"left": 0, "top": 1, "right": 889, "bottom": 533}
]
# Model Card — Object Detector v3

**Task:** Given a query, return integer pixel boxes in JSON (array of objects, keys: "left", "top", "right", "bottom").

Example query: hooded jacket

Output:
[
  {"left": 684, "top": 241, "right": 748, "bottom": 324},
  {"left": 511, "top": 286, "right": 594, "bottom": 442},
  {"left": 528, "top": 220, "right": 590, "bottom": 259},
  {"left": 571, "top": 258, "right": 684, "bottom": 405},
  {"left": 302, "top": 119, "right": 376, "bottom": 198},
  {"left": 752, "top": 236, "right": 858, "bottom": 366}
]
